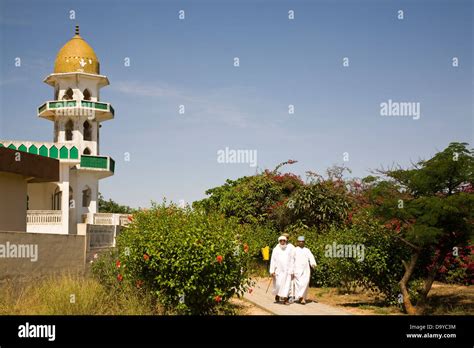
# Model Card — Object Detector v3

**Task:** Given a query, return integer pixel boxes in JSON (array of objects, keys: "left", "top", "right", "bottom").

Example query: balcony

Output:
[
  {"left": 27, "top": 210, "right": 64, "bottom": 234},
  {"left": 38, "top": 100, "right": 114, "bottom": 121},
  {"left": 78, "top": 155, "right": 115, "bottom": 178}
]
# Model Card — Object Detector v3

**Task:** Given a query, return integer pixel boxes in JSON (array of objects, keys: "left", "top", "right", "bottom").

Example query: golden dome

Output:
[{"left": 54, "top": 26, "right": 100, "bottom": 74}]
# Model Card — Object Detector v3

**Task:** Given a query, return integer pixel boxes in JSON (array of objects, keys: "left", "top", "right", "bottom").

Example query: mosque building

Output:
[{"left": 0, "top": 26, "right": 125, "bottom": 235}]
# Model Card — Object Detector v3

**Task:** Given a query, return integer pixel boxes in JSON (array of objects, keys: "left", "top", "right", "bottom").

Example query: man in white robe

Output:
[
  {"left": 272, "top": 233, "right": 295, "bottom": 301},
  {"left": 269, "top": 235, "right": 293, "bottom": 304},
  {"left": 292, "top": 236, "right": 316, "bottom": 304}
]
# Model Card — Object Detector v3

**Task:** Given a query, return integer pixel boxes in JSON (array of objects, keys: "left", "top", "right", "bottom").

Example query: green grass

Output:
[{"left": 0, "top": 274, "right": 161, "bottom": 315}]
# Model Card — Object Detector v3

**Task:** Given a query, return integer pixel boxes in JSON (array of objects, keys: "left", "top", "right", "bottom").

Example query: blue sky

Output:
[{"left": 0, "top": 0, "right": 472, "bottom": 208}]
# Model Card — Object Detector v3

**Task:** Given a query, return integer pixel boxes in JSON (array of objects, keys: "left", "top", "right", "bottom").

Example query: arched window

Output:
[
  {"left": 53, "top": 187, "right": 62, "bottom": 210},
  {"left": 82, "top": 186, "right": 91, "bottom": 208},
  {"left": 83, "top": 121, "right": 92, "bottom": 141},
  {"left": 83, "top": 147, "right": 91, "bottom": 155},
  {"left": 63, "top": 88, "right": 73, "bottom": 100},
  {"left": 83, "top": 89, "right": 91, "bottom": 101},
  {"left": 65, "top": 119, "right": 74, "bottom": 141}
]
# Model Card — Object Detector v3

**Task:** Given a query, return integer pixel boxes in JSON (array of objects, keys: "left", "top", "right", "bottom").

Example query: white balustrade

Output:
[{"left": 27, "top": 210, "right": 62, "bottom": 224}]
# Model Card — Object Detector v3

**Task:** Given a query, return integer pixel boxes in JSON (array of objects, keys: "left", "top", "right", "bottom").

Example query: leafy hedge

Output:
[{"left": 113, "top": 203, "right": 253, "bottom": 315}]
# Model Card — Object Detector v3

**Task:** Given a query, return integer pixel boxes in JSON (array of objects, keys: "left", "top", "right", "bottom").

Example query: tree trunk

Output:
[
  {"left": 399, "top": 252, "right": 419, "bottom": 315},
  {"left": 416, "top": 248, "right": 450, "bottom": 314}
]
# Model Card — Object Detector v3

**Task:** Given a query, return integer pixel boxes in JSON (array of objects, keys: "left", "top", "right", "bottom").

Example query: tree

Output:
[
  {"left": 369, "top": 142, "right": 474, "bottom": 314},
  {"left": 98, "top": 193, "right": 133, "bottom": 214},
  {"left": 193, "top": 160, "right": 302, "bottom": 226}
]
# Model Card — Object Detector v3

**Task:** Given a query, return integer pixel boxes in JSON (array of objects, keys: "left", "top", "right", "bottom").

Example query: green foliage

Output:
[
  {"left": 297, "top": 212, "right": 410, "bottom": 303},
  {"left": 193, "top": 175, "right": 283, "bottom": 224},
  {"left": 98, "top": 193, "right": 133, "bottom": 214},
  {"left": 388, "top": 142, "right": 473, "bottom": 197},
  {"left": 289, "top": 180, "right": 351, "bottom": 230},
  {"left": 114, "top": 203, "right": 252, "bottom": 315}
]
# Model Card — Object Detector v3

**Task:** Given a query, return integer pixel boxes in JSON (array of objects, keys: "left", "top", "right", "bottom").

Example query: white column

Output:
[{"left": 60, "top": 164, "right": 70, "bottom": 234}]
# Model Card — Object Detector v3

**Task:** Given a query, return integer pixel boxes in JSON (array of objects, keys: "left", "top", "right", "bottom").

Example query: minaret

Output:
[{"left": 38, "top": 26, "right": 115, "bottom": 234}]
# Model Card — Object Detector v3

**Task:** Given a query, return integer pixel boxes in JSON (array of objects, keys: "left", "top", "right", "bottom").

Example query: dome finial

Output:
[{"left": 75, "top": 25, "right": 80, "bottom": 36}]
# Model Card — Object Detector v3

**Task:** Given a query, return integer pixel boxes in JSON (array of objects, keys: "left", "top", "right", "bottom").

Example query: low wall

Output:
[{"left": 0, "top": 230, "right": 86, "bottom": 282}]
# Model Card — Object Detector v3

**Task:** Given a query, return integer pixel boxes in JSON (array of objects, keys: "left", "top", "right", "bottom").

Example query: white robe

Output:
[
  {"left": 269, "top": 245, "right": 293, "bottom": 298},
  {"left": 292, "top": 246, "right": 316, "bottom": 299},
  {"left": 272, "top": 243, "right": 295, "bottom": 298}
]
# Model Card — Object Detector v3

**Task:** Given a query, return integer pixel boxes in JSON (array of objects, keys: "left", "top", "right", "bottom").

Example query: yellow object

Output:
[
  {"left": 54, "top": 26, "right": 100, "bottom": 74},
  {"left": 261, "top": 246, "right": 270, "bottom": 261}
]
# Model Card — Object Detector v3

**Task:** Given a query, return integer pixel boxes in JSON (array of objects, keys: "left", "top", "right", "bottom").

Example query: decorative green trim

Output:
[
  {"left": 59, "top": 146, "right": 69, "bottom": 159},
  {"left": 80, "top": 155, "right": 108, "bottom": 169},
  {"left": 38, "top": 103, "right": 47, "bottom": 113},
  {"left": 49, "top": 145, "right": 58, "bottom": 159},
  {"left": 109, "top": 158, "right": 115, "bottom": 173},
  {"left": 18, "top": 144, "right": 27, "bottom": 152},
  {"left": 8, "top": 144, "right": 16, "bottom": 150},
  {"left": 28, "top": 145, "right": 38, "bottom": 154},
  {"left": 49, "top": 101, "right": 76, "bottom": 109},
  {"left": 70, "top": 146, "right": 78, "bottom": 159},
  {"left": 39, "top": 145, "right": 48, "bottom": 157}
]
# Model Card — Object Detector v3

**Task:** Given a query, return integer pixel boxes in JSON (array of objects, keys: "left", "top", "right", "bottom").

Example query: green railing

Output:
[
  {"left": 80, "top": 155, "right": 114, "bottom": 173},
  {"left": 38, "top": 100, "right": 114, "bottom": 116},
  {"left": 49, "top": 100, "right": 77, "bottom": 108}
]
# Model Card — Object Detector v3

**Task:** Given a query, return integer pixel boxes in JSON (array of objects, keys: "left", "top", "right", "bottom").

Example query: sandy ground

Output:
[
  {"left": 308, "top": 281, "right": 474, "bottom": 315},
  {"left": 230, "top": 297, "right": 272, "bottom": 315}
]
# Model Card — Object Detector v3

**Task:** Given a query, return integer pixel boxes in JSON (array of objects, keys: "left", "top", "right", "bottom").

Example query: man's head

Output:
[
  {"left": 297, "top": 236, "right": 305, "bottom": 247},
  {"left": 278, "top": 236, "right": 287, "bottom": 249}
]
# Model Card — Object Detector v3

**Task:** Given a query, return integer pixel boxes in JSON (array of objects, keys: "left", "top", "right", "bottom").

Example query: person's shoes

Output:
[
  {"left": 274, "top": 295, "right": 280, "bottom": 303},
  {"left": 297, "top": 297, "right": 303, "bottom": 304},
  {"left": 301, "top": 298, "right": 306, "bottom": 305},
  {"left": 282, "top": 297, "right": 289, "bottom": 305}
]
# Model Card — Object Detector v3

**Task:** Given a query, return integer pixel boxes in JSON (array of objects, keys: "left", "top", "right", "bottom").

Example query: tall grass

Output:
[{"left": 0, "top": 274, "right": 161, "bottom": 315}]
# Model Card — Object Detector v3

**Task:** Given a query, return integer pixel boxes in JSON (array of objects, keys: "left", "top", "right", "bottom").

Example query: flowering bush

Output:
[
  {"left": 114, "top": 203, "right": 252, "bottom": 315},
  {"left": 436, "top": 244, "right": 473, "bottom": 285}
]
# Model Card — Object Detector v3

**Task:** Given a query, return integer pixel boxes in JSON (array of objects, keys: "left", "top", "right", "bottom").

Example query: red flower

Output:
[
  {"left": 116, "top": 260, "right": 121, "bottom": 268},
  {"left": 248, "top": 288, "right": 253, "bottom": 294},
  {"left": 127, "top": 215, "right": 133, "bottom": 222},
  {"left": 143, "top": 253, "right": 150, "bottom": 261},
  {"left": 216, "top": 255, "right": 223, "bottom": 263},
  {"left": 117, "top": 274, "right": 123, "bottom": 282},
  {"left": 214, "top": 295, "right": 222, "bottom": 303},
  {"left": 243, "top": 244, "right": 249, "bottom": 253},
  {"left": 287, "top": 159, "right": 297, "bottom": 164}
]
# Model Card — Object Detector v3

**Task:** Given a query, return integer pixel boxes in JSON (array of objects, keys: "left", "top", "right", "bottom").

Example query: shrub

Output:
[
  {"left": 114, "top": 203, "right": 253, "bottom": 315},
  {"left": 288, "top": 212, "right": 410, "bottom": 303}
]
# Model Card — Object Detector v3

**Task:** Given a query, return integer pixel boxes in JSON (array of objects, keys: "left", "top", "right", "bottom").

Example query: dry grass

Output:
[
  {"left": 308, "top": 282, "right": 473, "bottom": 315},
  {"left": 0, "top": 274, "right": 161, "bottom": 315}
]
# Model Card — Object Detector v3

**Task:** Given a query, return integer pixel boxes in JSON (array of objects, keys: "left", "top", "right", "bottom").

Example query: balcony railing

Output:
[
  {"left": 27, "top": 210, "right": 62, "bottom": 224},
  {"left": 82, "top": 213, "right": 131, "bottom": 226},
  {"left": 80, "top": 155, "right": 115, "bottom": 174},
  {"left": 37, "top": 100, "right": 114, "bottom": 121}
]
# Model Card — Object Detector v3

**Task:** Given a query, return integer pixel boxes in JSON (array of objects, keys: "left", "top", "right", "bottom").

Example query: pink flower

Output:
[{"left": 116, "top": 260, "right": 121, "bottom": 268}]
